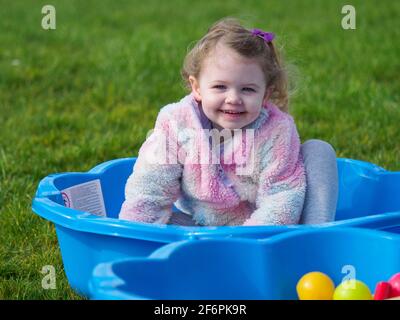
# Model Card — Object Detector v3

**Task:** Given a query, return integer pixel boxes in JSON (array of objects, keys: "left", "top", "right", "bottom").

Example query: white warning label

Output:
[{"left": 61, "top": 179, "right": 106, "bottom": 217}]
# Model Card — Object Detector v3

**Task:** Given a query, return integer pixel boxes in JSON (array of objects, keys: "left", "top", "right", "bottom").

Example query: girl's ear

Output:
[
  {"left": 189, "top": 75, "right": 202, "bottom": 101},
  {"left": 262, "top": 86, "right": 274, "bottom": 105}
]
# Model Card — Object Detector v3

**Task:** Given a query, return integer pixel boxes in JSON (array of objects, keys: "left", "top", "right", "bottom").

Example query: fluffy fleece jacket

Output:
[{"left": 119, "top": 94, "right": 306, "bottom": 226}]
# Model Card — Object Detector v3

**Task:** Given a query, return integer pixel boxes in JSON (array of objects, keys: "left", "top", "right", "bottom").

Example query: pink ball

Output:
[{"left": 388, "top": 273, "right": 400, "bottom": 298}]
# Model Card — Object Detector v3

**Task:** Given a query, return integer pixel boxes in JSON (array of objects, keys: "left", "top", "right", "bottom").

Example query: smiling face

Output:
[{"left": 189, "top": 43, "right": 271, "bottom": 131}]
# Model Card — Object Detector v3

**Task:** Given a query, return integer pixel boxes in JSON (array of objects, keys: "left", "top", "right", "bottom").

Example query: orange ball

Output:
[{"left": 296, "top": 271, "right": 335, "bottom": 300}]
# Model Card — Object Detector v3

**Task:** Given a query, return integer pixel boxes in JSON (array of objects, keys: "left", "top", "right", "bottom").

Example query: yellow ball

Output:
[
  {"left": 333, "top": 280, "right": 373, "bottom": 300},
  {"left": 296, "top": 271, "right": 335, "bottom": 300}
]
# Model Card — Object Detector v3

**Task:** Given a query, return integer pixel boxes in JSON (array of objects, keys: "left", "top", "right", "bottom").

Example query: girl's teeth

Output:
[{"left": 222, "top": 110, "right": 242, "bottom": 114}]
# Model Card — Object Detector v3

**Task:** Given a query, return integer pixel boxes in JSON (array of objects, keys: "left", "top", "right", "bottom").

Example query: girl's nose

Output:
[{"left": 225, "top": 90, "right": 243, "bottom": 105}]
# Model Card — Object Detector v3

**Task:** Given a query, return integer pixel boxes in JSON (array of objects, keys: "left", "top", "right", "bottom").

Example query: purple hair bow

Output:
[{"left": 251, "top": 28, "right": 275, "bottom": 43}]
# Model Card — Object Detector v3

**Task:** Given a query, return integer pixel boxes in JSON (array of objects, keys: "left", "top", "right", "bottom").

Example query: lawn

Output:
[{"left": 0, "top": 0, "right": 399, "bottom": 299}]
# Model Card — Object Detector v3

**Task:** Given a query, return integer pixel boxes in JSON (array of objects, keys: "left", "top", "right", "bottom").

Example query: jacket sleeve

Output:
[
  {"left": 243, "top": 117, "right": 306, "bottom": 226},
  {"left": 119, "top": 108, "right": 183, "bottom": 223}
]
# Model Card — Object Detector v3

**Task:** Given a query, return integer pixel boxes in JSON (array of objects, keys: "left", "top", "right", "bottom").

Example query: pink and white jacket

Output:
[{"left": 119, "top": 94, "right": 306, "bottom": 226}]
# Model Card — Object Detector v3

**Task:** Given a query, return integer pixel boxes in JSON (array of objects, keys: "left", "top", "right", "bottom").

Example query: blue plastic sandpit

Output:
[
  {"left": 32, "top": 157, "right": 400, "bottom": 297},
  {"left": 88, "top": 227, "right": 400, "bottom": 300}
]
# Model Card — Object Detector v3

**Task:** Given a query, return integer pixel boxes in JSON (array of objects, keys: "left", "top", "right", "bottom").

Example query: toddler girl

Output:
[{"left": 119, "top": 18, "right": 338, "bottom": 226}]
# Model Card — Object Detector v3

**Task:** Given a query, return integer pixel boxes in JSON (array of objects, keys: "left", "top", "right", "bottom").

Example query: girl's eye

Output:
[
  {"left": 243, "top": 87, "right": 256, "bottom": 92},
  {"left": 213, "top": 85, "right": 226, "bottom": 90}
]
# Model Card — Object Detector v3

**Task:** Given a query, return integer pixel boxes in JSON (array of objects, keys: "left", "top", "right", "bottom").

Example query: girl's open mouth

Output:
[{"left": 220, "top": 110, "right": 245, "bottom": 115}]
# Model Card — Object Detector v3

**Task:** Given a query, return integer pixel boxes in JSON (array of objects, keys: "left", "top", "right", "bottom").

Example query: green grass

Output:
[{"left": 1, "top": 0, "right": 399, "bottom": 299}]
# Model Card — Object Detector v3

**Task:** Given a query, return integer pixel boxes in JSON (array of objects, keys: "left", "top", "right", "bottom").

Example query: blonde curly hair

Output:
[{"left": 181, "top": 17, "right": 290, "bottom": 112}]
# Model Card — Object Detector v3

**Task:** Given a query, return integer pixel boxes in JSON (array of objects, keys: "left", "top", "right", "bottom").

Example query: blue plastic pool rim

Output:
[
  {"left": 88, "top": 226, "right": 400, "bottom": 300},
  {"left": 32, "top": 157, "right": 400, "bottom": 243}
]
